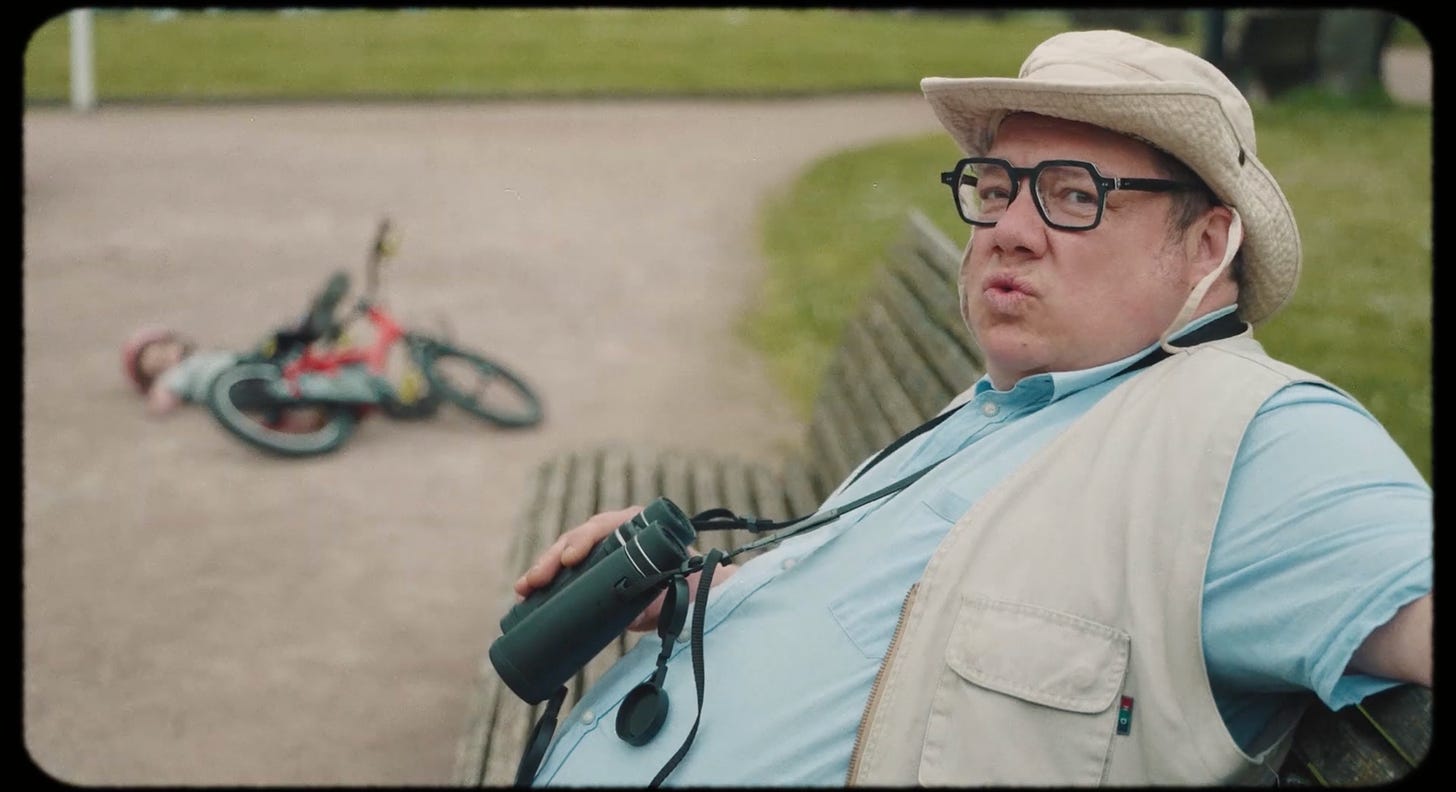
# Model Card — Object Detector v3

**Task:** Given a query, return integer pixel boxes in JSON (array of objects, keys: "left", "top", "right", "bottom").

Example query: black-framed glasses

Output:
[{"left": 939, "top": 157, "right": 1203, "bottom": 231}]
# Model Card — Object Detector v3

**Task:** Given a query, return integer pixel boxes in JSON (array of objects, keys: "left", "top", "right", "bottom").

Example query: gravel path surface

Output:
[{"left": 23, "top": 95, "right": 945, "bottom": 785}]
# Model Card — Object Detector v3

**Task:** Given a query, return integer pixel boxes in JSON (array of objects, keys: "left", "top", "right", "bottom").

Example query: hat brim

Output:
[{"left": 921, "top": 77, "right": 1300, "bottom": 325}]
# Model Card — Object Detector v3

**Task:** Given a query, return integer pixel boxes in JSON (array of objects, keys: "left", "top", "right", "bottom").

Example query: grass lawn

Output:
[{"left": 23, "top": 8, "right": 1108, "bottom": 102}]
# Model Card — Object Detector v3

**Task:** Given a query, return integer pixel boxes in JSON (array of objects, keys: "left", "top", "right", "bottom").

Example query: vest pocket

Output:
[{"left": 918, "top": 594, "right": 1131, "bottom": 785}]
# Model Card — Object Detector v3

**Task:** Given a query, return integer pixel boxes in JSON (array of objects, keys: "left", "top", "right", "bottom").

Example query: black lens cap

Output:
[
  {"left": 658, "top": 577, "right": 690, "bottom": 642},
  {"left": 615, "top": 681, "right": 669, "bottom": 746}
]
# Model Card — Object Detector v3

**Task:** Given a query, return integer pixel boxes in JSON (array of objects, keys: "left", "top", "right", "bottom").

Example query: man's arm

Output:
[{"left": 1348, "top": 592, "right": 1432, "bottom": 687}]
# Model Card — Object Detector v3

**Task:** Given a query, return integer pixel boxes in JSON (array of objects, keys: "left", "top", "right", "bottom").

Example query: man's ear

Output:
[{"left": 1186, "top": 205, "right": 1236, "bottom": 283}]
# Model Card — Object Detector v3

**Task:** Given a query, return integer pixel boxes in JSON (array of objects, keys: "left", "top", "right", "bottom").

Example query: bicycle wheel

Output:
[
  {"left": 206, "top": 362, "right": 358, "bottom": 457},
  {"left": 414, "top": 337, "right": 543, "bottom": 428}
]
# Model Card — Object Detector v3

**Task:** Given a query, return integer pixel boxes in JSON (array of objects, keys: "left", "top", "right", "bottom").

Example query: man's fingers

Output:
[{"left": 513, "top": 505, "right": 646, "bottom": 598}]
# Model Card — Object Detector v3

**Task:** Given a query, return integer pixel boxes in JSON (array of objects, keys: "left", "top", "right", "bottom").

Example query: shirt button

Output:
[
  {"left": 579, "top": 709, "right": 595, "bottom": 725},
  {"left": 782, "top": 557, "right": 797, "bottom": 570},
  {"left": 980, "top": 401, "right": 999, "bottom": 416}
]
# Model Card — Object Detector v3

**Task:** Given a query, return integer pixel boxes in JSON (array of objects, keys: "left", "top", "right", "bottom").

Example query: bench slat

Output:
[
  {"left": 895, "top": 212, "right": 985, "bottom": 383},
  {"left": 804, "top": 391, "right": 860, "bottom": 498},
  {"left": 843, "top": 315, "right": 926, "bottom": 438},
  {"left": 780, "top": 458, "right": 824, "bottom": 517},
  {"left": 629, "top": 450, "right": 661, "bottom": 507},
  {"left": 864, "top": 295, "right": 954, "bottom": 421},
  {"left": 836, "top": 310, "right": 904, "bottom": 454},
  {"left": 906, "top": 208, "right": 965, "bottom": 286},
  {"left": 1353, "top": 676, "right": 1432, "bottom": 765},
  {"left": 1281, "top": 686, "right": 1431, "bottom": 784},
  {"left": 451, "top": 453, "right": 566, "bottom": 785},
  {"left": 689, "top": 454, "right": 736, "bottom": 557},
  {"left": 891, "top": 264, "right": 983, "bottom": 395},
  {"left": 659, "top": 452, "right": 694, "bottom": 515},
  {"left": 573, "top": 449, "right": 635, "bottom": 710},
  {"left": 749, "top": 459, "right": 796, "bottom": 522},
  {"left": 807, "top": 372, "right": 873, "bottom": 491},
  {"left": 469, "top": 453, "right": 579, "bottom": 786},
  {"left": 622, "top": 451, "right": 666, "bottom": 654},
  {"left": 558, "top": 450, "right": 608, "bottom": 718},
  {"left": 599, "top": 446, "right": 631, "bottom": 511},
  {"left": 509, "top": 456, "right": 571, "bottom": 577},
  {"left": 718, "top": 457, "right": 757, "bottom": 552},
  {"left": 742, "top": 462, "right": 793, "bottom": 564}
]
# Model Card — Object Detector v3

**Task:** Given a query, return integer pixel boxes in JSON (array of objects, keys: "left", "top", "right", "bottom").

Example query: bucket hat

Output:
[{"left": 921, "top": 29, "right": 1300, "bottom": 325}]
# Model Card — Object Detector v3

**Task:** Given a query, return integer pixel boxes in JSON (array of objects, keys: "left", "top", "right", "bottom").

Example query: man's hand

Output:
[{"left": 513, "top": 504, "right": 739, "bottom": 633}]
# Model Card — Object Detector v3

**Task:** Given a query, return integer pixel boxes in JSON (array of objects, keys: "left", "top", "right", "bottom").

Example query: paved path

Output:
[{"left": 22, "top": 95, "right": 945, "bottom": 785}]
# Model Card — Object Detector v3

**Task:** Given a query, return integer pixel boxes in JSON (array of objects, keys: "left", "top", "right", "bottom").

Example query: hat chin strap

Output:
[{"left": 1159, "top": 207, "right": 1244, "bottom": 354}]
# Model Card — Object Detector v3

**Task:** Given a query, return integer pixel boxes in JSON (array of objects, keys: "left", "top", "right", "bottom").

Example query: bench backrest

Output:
[{"left": 799, "top": 210, "right": 982, "bottom": 498}]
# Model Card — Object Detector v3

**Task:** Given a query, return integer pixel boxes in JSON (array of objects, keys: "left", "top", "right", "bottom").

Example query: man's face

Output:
[{"left": 961, "top": 113, "right": 1208, "bottom": 390}]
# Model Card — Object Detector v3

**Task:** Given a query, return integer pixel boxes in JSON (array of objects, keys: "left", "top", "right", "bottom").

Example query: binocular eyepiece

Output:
[{"left": 489, "top": 498, "right": 698, "bottom": 704}]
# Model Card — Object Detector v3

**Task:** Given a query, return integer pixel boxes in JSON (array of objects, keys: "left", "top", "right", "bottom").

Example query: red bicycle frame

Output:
[{"left": 278, "top": 303, "right": 405, "bottom": 398}]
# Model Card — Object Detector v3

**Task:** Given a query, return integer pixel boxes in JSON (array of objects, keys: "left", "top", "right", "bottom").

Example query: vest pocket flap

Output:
[{"left": 945, "top": 595, "right": 1130, "bottom": 714}]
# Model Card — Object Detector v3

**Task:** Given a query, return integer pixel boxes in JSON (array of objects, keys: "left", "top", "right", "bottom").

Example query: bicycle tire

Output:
[
  {"left": 414, "top": 337, "right": 543, "bottom": 428},
  {"left": 206, "top": 362, "right": 358, "bottom": 457}
]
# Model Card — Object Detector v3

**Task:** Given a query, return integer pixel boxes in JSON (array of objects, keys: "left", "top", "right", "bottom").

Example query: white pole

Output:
[{"left": 69, "top": 8, "right": 96, "bottom": 111}]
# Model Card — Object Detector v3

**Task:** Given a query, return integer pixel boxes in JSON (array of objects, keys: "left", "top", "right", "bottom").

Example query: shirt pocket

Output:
[
  {"left": 919, "top": 593, "right": 1130, "bottom": 786},
  {"left": 923, "top": 488, "right": 971, "bottom": 523},
  {"left": 828, "top": 495, "right": 966, "bottom": 661}
]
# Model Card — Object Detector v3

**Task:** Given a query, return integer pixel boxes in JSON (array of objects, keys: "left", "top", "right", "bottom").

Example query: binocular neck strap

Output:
[
  {"left": 649, "top": 547, "right": 727, "bottom": 787},
  {"left": 514, "top": 685, "right": 568, "bottom": 786},
  {"left": 689, "top": 403, "right": 965, "bottom": 539}
]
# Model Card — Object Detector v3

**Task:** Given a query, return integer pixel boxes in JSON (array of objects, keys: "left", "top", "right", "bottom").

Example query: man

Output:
[{"left": 511, "top": 29, "right": 1432, "bottom": 785}]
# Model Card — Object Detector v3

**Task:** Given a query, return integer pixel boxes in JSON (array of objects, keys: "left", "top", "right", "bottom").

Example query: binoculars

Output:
[{"left": 489, "top": 498, "right": 698, "bottom": 704}]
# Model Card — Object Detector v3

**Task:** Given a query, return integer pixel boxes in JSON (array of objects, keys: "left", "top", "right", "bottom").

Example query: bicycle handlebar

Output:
[{"left": 272, "top": 218, "right": 396, "bottom": 351}]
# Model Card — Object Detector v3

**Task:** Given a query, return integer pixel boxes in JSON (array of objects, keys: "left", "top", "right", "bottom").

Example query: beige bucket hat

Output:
[{"left": 921, "top": 29, "right": 1300, "bottom": 325}]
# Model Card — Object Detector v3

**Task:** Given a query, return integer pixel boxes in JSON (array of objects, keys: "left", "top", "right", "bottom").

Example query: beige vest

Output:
[{"left": 850, "top": 337, "right": 1321, "bottom": 786}]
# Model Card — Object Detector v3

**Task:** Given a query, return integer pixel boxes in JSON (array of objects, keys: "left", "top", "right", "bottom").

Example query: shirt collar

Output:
[{"left": 971, "top": 305, "right": 1241, "bottom": 405}]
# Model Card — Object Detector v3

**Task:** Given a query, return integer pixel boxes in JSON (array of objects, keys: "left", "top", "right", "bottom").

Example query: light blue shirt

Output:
[{"left": 534, "top": 307, "right": 1432, "bottom": 786}]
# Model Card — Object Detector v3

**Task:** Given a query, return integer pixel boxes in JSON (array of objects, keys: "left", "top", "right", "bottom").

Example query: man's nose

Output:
[{"left": 988, "top": 180, "right": 1046, "bottom": 251}]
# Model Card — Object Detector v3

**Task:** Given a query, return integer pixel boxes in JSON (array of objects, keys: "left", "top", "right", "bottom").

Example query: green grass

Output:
[
  {"left": 23, "top": 8, "right": 1174, "bottom": 102},
  {"left": 748, "top": 105, "right": 1432, "bottom": 481}
]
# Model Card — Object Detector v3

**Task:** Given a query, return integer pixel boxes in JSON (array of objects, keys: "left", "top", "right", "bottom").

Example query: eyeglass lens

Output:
[{"left": 954, "top": 161, "right": 1102, "bottom": 229}]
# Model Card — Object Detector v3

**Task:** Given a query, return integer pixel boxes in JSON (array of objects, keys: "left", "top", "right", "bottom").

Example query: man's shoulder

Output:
[{"left": 1179, "top": 336, "right": 1358, "bottom": 400}]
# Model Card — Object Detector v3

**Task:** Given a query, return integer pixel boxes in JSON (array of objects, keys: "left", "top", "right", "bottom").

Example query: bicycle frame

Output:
[
  {"left": 277, "top": 301, "right": 405, "bottom": 399},
  {"left": 275, "top": 214, "right": 406, "bottom": 384}
]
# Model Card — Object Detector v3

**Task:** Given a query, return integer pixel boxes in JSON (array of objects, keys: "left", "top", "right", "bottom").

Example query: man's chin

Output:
[{"left": 976, "top": 335, "right": 1052, "bottom": 389}]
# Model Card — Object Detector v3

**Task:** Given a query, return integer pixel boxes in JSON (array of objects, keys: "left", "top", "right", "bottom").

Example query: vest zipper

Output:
[{"left": 845, "top": 581, "right": 918, "bottom": 784}]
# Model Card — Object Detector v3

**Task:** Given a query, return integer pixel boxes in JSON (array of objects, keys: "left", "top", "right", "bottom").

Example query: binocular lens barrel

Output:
[{"left": 489, "top": 498, "right": 697, "bottom": 704}]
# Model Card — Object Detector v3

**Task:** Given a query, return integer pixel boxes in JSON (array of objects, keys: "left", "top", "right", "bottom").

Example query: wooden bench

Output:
[{"left": 451, "top": 210, "right": 1431, "bottom": 786}]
